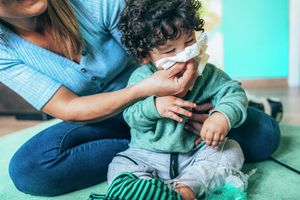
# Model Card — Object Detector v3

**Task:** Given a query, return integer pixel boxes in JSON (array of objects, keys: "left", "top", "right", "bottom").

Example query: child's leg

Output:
[
  {"left": 174, "top": 184, "right": 196, "bottom": 200},
  {"left": 175, "top": 139, "right": 244, "bottom": 198},
  {"left": 108, "top": 147, "right": 178, "bottom": 183},
  {"left": 106, "top": 148, "right": 184, "bottom": 200},
  {"left": 107, "top": 149, "right": 157, "bottom": 185}
]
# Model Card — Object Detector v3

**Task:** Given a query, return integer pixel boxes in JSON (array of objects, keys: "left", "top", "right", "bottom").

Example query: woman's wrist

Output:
[{"left": 132, "top": 78, "right": 157, "bottom": 98}]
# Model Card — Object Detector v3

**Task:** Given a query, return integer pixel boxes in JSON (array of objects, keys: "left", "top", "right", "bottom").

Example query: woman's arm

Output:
[
  {"left": 43, "top": 61, "right": 197, "bottom": 122},
  {"left": 43, "top": 85, "right": 143, "bottom": 122}
]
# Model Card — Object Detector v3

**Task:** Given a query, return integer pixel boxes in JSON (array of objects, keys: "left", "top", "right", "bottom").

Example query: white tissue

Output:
[{"left": 155, "top": 32, "right": 210, "bottom": 77}]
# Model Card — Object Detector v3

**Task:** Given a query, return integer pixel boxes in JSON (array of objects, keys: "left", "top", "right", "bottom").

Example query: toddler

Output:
[{"left": 107, "top": 0, "right": 247, "bottom": 199}]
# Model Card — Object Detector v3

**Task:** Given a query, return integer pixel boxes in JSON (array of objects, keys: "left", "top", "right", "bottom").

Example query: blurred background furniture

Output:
[{"left": 0, "top": 83, "right": 52, "bottom": 121}]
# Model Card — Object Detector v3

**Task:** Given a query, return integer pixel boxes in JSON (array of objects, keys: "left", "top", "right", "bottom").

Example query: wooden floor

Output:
[
  {"left": 0, "top": 86, "right": 299, "bottom": 137},
  {"left": 0, "top": 116, "right": 41, "bottom": 137}
]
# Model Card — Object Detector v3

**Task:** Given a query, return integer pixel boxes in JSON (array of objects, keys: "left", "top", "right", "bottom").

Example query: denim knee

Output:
[
  {"left": 263, "top": 117, "right": 281, "bottom": 158},
  {"left": 229, "top": 107, "right": 281, "bottom": 163},
  {"left": 9, "top": 146, "right": 63, "bottom": 196},
  {"left": 248, "top": 115, "right": 281, "bottom": 162},
  {"left": 8, "top": 117, "right": 131, "bottom": 196}
]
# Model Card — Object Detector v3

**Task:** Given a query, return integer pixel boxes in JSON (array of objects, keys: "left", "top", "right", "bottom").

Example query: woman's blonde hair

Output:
[{"left": 41, "top": 0, "right": 83, "bottom": 59}]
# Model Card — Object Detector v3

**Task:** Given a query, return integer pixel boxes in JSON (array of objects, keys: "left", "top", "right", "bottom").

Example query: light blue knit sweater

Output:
[{"left": 0, "top": 0, "right": 136, "bottom": 110}]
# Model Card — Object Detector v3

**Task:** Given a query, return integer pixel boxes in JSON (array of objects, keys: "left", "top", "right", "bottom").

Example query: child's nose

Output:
[
  {"left": 176, "top": 43, "right": 192, "bottom": 53},
  {"left": 176, "top": 46, "right": 186, "bottom": 53}
]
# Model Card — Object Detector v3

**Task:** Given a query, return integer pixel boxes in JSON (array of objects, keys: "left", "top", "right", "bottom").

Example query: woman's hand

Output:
[
  {"left": 185, "top": 103, "right": 214, "bottom": 132},
  {"left": 155, "top": 96, "right": 196, "bottom": 122},
  {"left": 184, "top": 103, "right": 214, "bottom": 145},
  {"left": 147, "top": 60, "right": 197, "bottom": 97}
]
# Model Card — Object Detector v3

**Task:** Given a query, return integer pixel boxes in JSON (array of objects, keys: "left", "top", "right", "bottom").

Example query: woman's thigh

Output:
[
  {"left": 228, "top": 107, "right": 281, "bottom": 162},
  {"left": 9, "top": 114, "right": 130, "bottom": 196}
]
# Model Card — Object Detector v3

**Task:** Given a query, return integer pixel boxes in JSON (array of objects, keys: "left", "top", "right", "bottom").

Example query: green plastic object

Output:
[{"left": 206, "top": 183, "right": 247, "bottom": 200}]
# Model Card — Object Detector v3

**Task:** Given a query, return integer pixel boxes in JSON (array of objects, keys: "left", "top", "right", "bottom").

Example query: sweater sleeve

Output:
[
  {"left": 123, "top": 66, "right": 162, "bottom": 132},
  {"left": 0, "top": 45, "right": 62, "bottom": 110},
  {"left": 208, "top": 66, "right": 248, "bottom": 129}
]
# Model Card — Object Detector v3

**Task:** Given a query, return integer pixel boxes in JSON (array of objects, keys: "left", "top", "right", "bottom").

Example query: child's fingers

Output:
[
  {"left": 166, "top": 111, "right": 183, "bottom": 122},
  {"left": 220, "top": 134, "right": 225, "bottom": 142},
  {"left": 205, "top": 131, "right": 214, "bottom": 146},
  {"left": 171, "top": 106, "right": 192, "bottom": 118},
  {"left": 175, "top": 98, "right": 196, "bottom": 109},
  {"left": 200, "top": 129, "right": 208, "bottom": 142},
  {"left": 211, "top": 134, "right": 221, "bottom": 148}
]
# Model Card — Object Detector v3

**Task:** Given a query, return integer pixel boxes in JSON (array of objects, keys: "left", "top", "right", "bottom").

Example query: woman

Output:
[{"left": 0, "top": 0, "right": 280, "bottom": 196}]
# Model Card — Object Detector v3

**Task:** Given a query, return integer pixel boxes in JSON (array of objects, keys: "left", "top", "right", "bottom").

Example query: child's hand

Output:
[
  {"left": 155, "top": 96, "right": 196, "bottom": 122},
  {"left": 201, "top": 112, "right": 229, "bottom": 147}
]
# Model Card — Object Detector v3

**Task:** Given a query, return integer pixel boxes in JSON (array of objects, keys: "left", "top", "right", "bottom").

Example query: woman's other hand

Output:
[{"left": 184, "top": 102, "right": 214, "bottom": 145}]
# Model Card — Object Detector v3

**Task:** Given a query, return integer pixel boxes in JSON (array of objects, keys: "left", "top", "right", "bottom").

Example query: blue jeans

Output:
[{"left": 9, "top": 107, "right": 280, "bottom": 196}]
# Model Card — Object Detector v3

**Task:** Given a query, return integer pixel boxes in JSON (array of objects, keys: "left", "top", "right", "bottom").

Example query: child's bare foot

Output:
[{"left": 175, "top": 184, "right": 196, "bottom": 200}]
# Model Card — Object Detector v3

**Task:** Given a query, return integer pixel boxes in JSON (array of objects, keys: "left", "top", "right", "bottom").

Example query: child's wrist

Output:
[{"left": 210, "top": 111, "right": 231, "bottom": 130}]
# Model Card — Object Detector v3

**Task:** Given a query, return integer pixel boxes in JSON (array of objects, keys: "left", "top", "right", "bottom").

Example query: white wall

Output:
[{"left": 288, "top": 0, "right": 300, "bottom": 86}]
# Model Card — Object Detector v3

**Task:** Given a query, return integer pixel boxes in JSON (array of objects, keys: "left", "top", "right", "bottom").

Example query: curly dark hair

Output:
[{"left": 118, "top": 0, "right": 204, "bottom": 63}]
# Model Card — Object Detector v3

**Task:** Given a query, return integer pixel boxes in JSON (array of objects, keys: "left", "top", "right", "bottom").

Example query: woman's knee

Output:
[
  {"left": 246, "top": 110, "right": 281, "bottom": 162},
  {"left": 8, "top": 120, "right": 130, "bottom": 196},
  {"left": 8, "top": 122, "right": 74, "bottom": 196},
  {"left": 230, "top": 108, "right": 281, "bottom": 162},
  {"left": 8, "top": 145, "right": 58, "bottom": 196},
  {"left": 259, "top": 116, "right": 281, "bottom": 159}
]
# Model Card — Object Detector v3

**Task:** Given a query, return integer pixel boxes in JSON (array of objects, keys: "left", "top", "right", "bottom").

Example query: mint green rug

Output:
[{"left": 0, "top": 120, "right": 299, "bottom": 199}]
